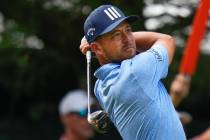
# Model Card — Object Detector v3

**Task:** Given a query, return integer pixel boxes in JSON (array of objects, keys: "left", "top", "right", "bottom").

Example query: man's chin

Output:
[{"left": 125, "top": 52, "right": 136, "bottom": 59}]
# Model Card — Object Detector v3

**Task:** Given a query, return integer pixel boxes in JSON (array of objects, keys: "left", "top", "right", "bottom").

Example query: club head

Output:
[{"left": 87, "top": 110, "right": 111, "bottom": 133}]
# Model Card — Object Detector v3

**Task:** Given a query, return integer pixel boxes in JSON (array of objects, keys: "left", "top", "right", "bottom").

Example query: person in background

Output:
[
  {"left": 190, "top": 127, "right": 210, "bottom": 140},
  {"left": 59, "top": 89, "right": 94, "bottom": 140},
  {"left": 170, "top": 74, "right": 192, "bottom": 125}
]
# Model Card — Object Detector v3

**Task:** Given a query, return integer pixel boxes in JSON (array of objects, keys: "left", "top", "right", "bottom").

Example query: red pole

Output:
[{"left": 179, "top": 0, "right": 210, "bottom": 75}]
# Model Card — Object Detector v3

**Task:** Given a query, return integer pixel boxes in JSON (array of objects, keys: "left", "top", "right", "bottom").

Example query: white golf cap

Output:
[{"left": 59, "top": 89, "right": 94, "bottom": 116}]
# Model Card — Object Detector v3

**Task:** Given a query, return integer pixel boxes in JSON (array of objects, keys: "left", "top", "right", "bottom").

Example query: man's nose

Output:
[{"left": 121, "top": 32, "right": 130, "bottom": 43}]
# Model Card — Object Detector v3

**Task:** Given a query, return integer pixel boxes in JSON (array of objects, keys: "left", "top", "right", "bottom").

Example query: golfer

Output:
[{"left": 80, "top": 5, "right": 186, "bottom": 140}]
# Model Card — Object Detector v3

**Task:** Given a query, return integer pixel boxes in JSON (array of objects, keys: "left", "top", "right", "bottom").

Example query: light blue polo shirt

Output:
[{"left": 94, "top": 43, "right": 186, "bottom": 140}]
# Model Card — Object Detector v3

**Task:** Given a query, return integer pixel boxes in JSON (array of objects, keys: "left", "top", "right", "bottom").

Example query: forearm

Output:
[
  {"left": 133, "top": 31, "right": 176, "bottom": 64},
  {"left": 133, "top": 31, "right": 173, "bottom": 52}
]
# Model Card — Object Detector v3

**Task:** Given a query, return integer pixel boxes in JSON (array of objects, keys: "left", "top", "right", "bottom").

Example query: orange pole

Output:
[{"left": 179, "top": 0, "right": 210, "bottom": 75}]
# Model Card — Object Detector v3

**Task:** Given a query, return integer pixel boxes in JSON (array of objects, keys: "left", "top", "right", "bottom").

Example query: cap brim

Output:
[{"left": 99, "top": 15, "right": 139, "bottom": 36}]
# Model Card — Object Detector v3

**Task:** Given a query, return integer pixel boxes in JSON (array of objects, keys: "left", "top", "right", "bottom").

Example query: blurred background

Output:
[{"left": 0, "top": 0, "right": 209, "bottom": 139}]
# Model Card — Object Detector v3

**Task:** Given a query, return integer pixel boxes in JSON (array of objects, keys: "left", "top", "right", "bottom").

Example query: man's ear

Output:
[{"left": 90, "top": 42, "right": 104, "bottom": 55}]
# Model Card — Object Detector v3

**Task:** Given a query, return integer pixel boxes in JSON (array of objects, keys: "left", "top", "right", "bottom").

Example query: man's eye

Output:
[
  {"left": 112, "top": 32, "right": 121, "bottom": 37},
  {"left": 113, "top": 32, "right": 120, "bottom": 36},
  {"left": 126, "top": 27, "right": 132, "bottom": 33}
]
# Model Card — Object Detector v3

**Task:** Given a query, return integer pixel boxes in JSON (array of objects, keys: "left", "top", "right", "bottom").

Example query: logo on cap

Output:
[
  {"left": 104, "top": 7, "right": 122, "bottom": 20},
  {"left": 87, "top": 28, "right": 96, "bottom": 36}
]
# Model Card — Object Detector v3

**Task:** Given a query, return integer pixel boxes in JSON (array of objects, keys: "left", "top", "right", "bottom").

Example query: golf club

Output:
[{"left": 84, "top": 37, "right": 111, "bottom": 133}]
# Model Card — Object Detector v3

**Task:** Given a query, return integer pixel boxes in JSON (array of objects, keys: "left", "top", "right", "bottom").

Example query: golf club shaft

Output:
[{"left": 86, "top": 50, "right": 91, "bottom": 117}]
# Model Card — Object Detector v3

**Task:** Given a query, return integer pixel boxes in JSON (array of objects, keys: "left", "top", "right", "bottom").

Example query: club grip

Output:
[{"left": 86, "top": 51, "right": 91, "bottom": 63}]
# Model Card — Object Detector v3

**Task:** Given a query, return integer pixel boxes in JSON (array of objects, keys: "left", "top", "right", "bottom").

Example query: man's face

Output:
[
  {"left": 62, "top": 114, "right": 94, "bottom": 138},
  {"left": 95, "top": 21, "right": 136, "bottom": 63}
]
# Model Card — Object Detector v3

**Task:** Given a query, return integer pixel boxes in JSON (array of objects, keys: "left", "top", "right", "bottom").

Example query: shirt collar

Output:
[{"left": 94, "top": 63, "right": 120, "bottom": 80}]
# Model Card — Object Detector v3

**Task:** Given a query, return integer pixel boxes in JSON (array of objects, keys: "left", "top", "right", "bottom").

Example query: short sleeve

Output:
[{"left": 131, "top": 43, "right": 169, "bottom": 84}]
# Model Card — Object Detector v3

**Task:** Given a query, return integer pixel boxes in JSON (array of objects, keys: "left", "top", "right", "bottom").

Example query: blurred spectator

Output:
[
  {"left": 190, "top": 127, "right": 210, "bottom": 140},
  {"left": 170, "top": 73, "right": 191, "bottom": 107},
  {"left": 170, "top": 73, "right": 192, "bottom": 125},
  {"left": 178, "top": 111, "right": 192, "bottom": 125},
  {"left": 59, "top": 89, "right": 94, "bottom": 140}
]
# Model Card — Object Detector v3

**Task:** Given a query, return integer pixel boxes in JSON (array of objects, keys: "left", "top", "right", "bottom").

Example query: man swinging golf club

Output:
[{"left": 80, "top": 5, "right": 186, "bottom": 140}]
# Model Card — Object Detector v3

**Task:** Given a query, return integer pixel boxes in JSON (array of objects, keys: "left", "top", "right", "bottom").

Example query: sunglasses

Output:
[{"left": 70, "top": 108, "right": 98, "bottom": 118}]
